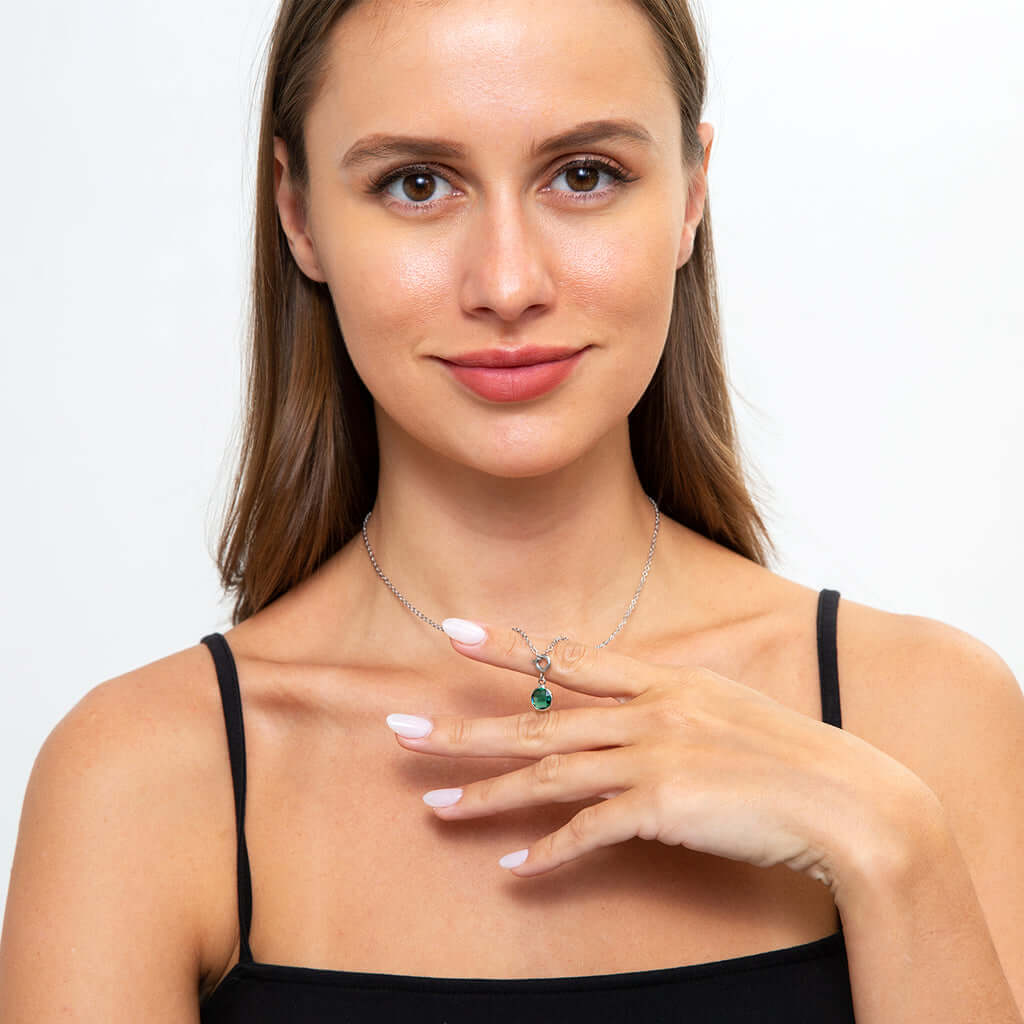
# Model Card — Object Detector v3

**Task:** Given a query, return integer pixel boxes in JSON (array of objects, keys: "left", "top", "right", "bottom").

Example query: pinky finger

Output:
[{"left": 500, "top": 789, "right": 641, "bottom": 878}]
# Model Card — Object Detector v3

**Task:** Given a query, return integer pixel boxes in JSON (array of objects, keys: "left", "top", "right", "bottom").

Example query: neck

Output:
[{"left": 361, "top": 417, "right": 664, "bottom": 658}]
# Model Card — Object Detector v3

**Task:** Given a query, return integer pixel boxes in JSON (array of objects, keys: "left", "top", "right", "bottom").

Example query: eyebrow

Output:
[{"left": 338, "top": 118, "right": 655, "bottom": 171}]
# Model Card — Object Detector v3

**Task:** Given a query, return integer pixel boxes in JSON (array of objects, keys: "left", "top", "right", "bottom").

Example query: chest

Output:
[{"left": 215, "top": 630, "right": 841, "bottom": 983}]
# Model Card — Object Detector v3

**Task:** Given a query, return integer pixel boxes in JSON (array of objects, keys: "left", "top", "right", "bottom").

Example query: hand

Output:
[{"left": 385, "top": 619, "right": 934, "bottom": 895}]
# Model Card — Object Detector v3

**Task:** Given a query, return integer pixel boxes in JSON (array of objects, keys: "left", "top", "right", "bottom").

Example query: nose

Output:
[{"left": 457, "top": 191, "right": 557, "bottom": 324}]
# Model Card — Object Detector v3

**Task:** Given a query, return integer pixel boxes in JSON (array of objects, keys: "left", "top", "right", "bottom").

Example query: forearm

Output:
[{"left": 834, "top": 794, "right": 1022, "bottom": 1024}]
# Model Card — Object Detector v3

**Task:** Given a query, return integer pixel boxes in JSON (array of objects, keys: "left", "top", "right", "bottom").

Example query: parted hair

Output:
[{"left": 213, "top": 0, "right": 776, "bottom": 626}]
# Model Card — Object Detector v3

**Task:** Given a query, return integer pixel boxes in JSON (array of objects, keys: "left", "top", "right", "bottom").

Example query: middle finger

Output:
[{"left": 386, "top": 704, "right": 634, "bottom": 757}]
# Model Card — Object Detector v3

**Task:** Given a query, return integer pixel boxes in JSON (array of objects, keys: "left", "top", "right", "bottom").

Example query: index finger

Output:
[{"left": 440, "top": 618, "right": 651, "bottom": 702}]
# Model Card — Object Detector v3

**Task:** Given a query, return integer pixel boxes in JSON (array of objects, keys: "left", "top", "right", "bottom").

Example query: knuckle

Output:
[
  {"left": 474, "top": 775, "right": 497, "bottom": 803},
  {"left": 567, "top": 805, "right": 596, "bottom": 844},
  {"left": 533, "top": 752, "right": 564, "bottom": 786},
  {"left": 681, "top": 665, "right": 713, "bottom": 689},
  {"left": 505, "top": 629, "right": 529, "bottom": 660},
  {"left": 650, "top": 777, "right": 678, "bottom": 814},
  {"left": 557, "top": 640, "right": 590, "bottom": 676},
  {"left": 514, "top": 709, "right": 557, "bottom": 750},
  {"left": 650, "top": 696, "right": 695, "bottom": 731},
  {"left": 534, "top": 830, "right": 557, "bottom": 863},
  {"left": 445, "top": 716, "right": 472, "bottom": 747},
  {"left": 640, "top": 780, "right": 679, "bottom": 841}
]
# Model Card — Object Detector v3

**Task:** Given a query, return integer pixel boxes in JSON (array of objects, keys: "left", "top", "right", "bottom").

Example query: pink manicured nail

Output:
[
  {"left": 442, "top": 618, "right": 487, "bottom": 644},
  {"left": 386, "top": 714, "right": 434, "bottom": 738},
  {"left": 499, "top": 848, "right": 529, "bottom": 869},
  {"left": 423, "top": 788, "right": 463, "bottom": 807}
]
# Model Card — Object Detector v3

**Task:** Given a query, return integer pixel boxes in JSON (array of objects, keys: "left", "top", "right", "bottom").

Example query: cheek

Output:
[
  {"left": 559, "top": 219, "right": 678, "bottom": 386},
  {"left": 330, "top": 232, "right": 451, "bottom": 333},
  {"left": 564, "top": 230, "right": 675, "bottom": 330},
  {"left": 322, "top": 235, "right": 454, "bottom": 390}
]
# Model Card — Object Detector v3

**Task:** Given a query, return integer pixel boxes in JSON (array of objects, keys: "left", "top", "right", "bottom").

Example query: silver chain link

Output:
[{"left": 361, "top": 494, "right": 660, "bottom": 652}]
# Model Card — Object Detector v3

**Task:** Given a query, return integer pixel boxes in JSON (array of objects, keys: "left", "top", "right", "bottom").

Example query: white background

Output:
[{"left": 1, "top": 1, "right": 1021, "bottom": 917}]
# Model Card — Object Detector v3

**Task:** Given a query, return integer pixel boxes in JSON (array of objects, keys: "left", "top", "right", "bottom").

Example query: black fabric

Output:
[
  {"left": 201, "top": 632, "right": 253, "bottom": 964},
  {"left": 817, "top": 588, "right": 843, "bottom": 729},
  {"left": 198, "top": 587, "right": 855, "bottom": 1022}
]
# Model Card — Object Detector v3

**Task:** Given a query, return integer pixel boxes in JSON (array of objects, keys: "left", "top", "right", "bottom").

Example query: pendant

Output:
[
  {"left": 531, "top": 654, "right": 553, "bottom": 711},
  {"left": 530, "top": 685, "right": 552, "bottom": 711}
]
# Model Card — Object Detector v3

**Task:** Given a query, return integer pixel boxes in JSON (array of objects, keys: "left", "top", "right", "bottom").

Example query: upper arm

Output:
[
  {"left": 0, "top": 658, "right": 222, "bottom": 1022},
  {"left": 847, "top": 609, "right": 1024, "bottom": 1011}
]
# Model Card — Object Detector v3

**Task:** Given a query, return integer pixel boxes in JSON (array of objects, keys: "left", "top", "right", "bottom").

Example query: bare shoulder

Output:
[
  {"left": 745, "top": 570, "right": 1022, "bottom": 807},
  {"left": 27, "top": 642, "right": 234, "bottom": 843},
  {"left": 832, "top": 595, "right": 1022, "bottom": 772},
  {"left": 830, "top": 595, "right": 1024, "bottom": 1006},
  {"left": 0, "top": 641, "right": 237, "bottom": 1020}
]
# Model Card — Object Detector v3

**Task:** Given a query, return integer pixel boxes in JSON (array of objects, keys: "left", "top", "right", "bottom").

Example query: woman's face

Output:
[{"left": 277, "top": 0, "right": 711, "bottom": 479}]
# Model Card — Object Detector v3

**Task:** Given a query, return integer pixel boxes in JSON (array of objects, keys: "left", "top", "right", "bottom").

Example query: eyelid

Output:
[{"left": 366, "top": 154, "right": 636, "bottom": 209}]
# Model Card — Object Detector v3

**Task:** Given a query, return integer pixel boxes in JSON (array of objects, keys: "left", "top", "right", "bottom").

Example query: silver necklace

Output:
[{"left": 361, "top": 495, "right": 660, "bottom": 711}]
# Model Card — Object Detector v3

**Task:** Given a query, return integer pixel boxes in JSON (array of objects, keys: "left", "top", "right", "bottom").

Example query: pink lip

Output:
[
  {"left": 444, "top": 345, "right": 581, "bottom": 368},
  {"left": 439, "top": 347, "right": 589, "bottom": 402}
]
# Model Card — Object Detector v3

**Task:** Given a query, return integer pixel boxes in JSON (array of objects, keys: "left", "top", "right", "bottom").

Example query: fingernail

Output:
[
  {"left": 423, "top": 788, "right": 463, "bottom": 807},
  {"left": 499, "top": 848, "right": 529, "bottom": 869},
  {"left": 442, "top": 618, "right": 487, "bottom": 645},
  {"left": 386, "top": 713, "right": 434, "bottom": 738}
]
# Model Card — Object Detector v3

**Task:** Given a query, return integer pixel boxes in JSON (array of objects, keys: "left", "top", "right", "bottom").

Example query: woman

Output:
[{"left": 1, "top": 0, "right": 1021, "bottom": 1020}]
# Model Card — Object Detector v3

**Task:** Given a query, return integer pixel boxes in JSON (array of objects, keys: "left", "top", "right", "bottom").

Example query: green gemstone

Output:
[{"left": 530, "top": 686, "right": 552, "bottom": 711}]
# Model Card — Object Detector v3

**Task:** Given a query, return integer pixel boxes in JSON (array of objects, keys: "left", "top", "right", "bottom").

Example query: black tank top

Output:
[{"left": 197, "top": 588, "right": 855, "bottom": 1022}]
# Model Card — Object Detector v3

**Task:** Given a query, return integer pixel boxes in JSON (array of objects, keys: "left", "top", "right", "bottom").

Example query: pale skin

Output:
[
  {"left": 393, "top": 620, "right": 938, "bottom": 894},
  {"left": 1, "top": 0, "right": 1022, "bottom": 1021}
]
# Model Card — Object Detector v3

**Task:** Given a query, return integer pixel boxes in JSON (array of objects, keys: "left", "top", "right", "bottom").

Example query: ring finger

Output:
[{"left": 424, "top": 746, "right": 637, "bottom": 818}]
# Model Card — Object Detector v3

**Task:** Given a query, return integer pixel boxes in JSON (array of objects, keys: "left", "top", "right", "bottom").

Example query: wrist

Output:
[{"left": 832, "top": 779, "right": 955, "bottom": 916}]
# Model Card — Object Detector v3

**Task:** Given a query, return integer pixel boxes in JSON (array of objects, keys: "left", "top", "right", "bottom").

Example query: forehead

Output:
[{"left": 309, "top": 0, "right": 677, "bottom": 160}]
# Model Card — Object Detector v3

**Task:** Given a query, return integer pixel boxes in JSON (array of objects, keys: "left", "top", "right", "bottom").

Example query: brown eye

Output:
[
  {"left": 547, "top": 158, "right": 634, "bottom": 198},
  {"left": 564, "top": 165, "right": 602, "bottom": 192},
  {"left": 401, "top": 173, "right": 439, "bottom": 202},
  {"left": 370, "top": 165, "right": 456, "bottom": 207}
]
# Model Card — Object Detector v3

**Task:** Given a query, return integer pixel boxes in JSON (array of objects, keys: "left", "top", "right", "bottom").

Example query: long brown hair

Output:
[{"left": 213, "top": 0, "right": 776, "bottom": 626}]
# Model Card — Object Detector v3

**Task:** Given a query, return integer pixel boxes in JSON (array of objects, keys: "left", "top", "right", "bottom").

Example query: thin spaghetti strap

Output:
[
  {"left": 200, "top": 633, "right": 254, "bottom": 965},
  {"left": 816, "top": 589, "right": 843, "bottom": 729},
  {"left": 815, "top": 589, "right": 848, "bottom": 936}
]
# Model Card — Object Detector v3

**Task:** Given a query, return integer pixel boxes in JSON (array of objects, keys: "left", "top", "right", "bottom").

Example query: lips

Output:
[
  {"left": 443, "top": 345, "right": 582, "bottom": 368},
  {"left": 439, "top": 346, "right": 589, "bottom": 402}
]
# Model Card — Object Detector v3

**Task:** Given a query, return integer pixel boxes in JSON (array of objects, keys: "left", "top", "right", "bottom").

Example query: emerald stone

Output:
[{"left": 530, "top": 686, "right": 552, "bottom": 711}]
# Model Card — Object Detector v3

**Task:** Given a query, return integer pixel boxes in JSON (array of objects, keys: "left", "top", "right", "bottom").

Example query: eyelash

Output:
[{"left": 365, "top": 157, "right": 637, "bottom": 210}]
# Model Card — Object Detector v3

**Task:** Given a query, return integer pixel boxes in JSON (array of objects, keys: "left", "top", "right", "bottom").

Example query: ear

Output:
[
  {"left": 677, "top": 122, "right": 715, "bottom": 269},
  {"left": 273, "top": 136, "right": 328, "bottom": 283}
]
